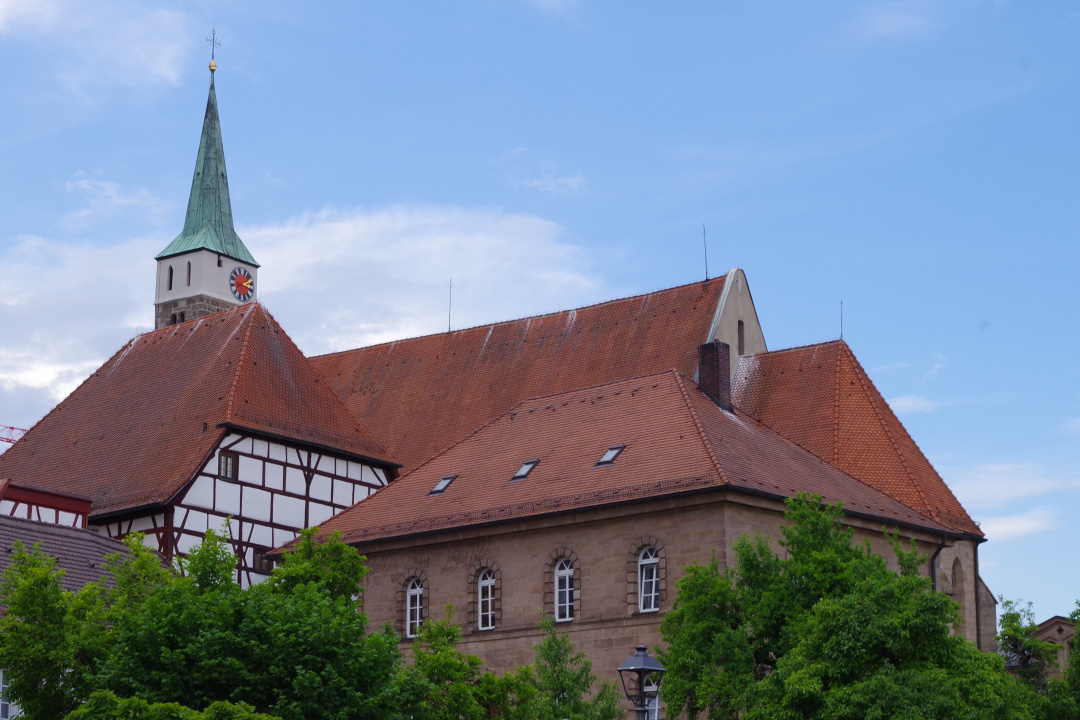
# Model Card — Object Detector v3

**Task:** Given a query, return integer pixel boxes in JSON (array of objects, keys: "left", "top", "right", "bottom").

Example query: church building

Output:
[{"left": 0, "top": 59, "right": 994, "bottom": 672}]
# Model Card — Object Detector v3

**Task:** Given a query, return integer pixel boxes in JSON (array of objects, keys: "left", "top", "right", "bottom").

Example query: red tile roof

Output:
[
  {"left": 0, "top": 304, "right": 396, "bottom": 517},
  {"left": 732, "top": 340, "right": 980, "bottom": 536},
  {"left": 309, "top": 278, "right": 729, "bottom": 476},
  {"left": 318, "top": 371, "right": 951, "bottom": 545}
]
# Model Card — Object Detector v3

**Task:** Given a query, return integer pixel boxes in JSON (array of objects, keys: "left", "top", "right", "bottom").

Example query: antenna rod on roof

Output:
[
  {"left": 840, "top": 300, "right": 844, "bottom": 339},
  {"left": 448, "top": 277, "right": 453, "bottom": 332},
  {"left": 702, "top": 224, "right": 709, "bottom": 281}
]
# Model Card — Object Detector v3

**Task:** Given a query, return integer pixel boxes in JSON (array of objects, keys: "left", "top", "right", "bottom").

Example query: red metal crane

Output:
[{"left": 1, "top": 426, "right": 27, "bottom": 444}]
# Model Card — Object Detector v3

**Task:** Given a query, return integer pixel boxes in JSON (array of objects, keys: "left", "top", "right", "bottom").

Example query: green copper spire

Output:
[{"left": 157, "top": 64, "right": 259, "bottom": 266}]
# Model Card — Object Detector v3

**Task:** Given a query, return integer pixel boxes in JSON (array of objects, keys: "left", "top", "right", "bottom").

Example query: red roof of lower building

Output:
[
  {"left": 0, "top": 303, "right": 396, "bottom": 517},
  {"left": 309, "top": 278, "right": 729, "bottom": 476},
  {"left": 318, "top": 370, "right": 951, "bottom": 545},
  {"left": 732, "top": 340, "right": 981, "bottom": 536}
]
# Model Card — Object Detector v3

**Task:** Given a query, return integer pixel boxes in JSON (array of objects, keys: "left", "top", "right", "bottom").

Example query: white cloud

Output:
[
  {"left": 887, "top": 394, "right": 939, "bottom": 414},
  {"left": 948, "top": 462, "right": 1080, "bottom": 511},
  {"left": 925, "top": 353, "right": 947, "bottom": 378},
  {"left": 851, "top": 1, "right": 940, "bottom": 41},
  {"left": 0, "top": 0, "right": 189, "bottom": 92},
  {"left": 0, "top": 205, "right": 605, "bottom": 427},
  {"left": 980, "top": 507, "right": 1058, "bottom": 542},
  {"left": 247, "top": 205, "right": 604, "bottom": 354},
  {"left": 516, "top": 175, "right": 587, "bottom": 194},
  {"left": 63, "top": 174, "right": 173, "bottom": 231},
  {"left": 501, "top": 149, "right": 587, "bottom": 196}
]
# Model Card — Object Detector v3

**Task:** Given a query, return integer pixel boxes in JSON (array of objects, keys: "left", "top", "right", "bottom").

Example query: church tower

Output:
[{"left": 154, "top": 59, "right": 259, "bottom": 329}]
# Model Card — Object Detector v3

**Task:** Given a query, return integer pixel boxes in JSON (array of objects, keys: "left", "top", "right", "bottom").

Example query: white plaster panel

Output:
[
  {"left": 315, "top": 454, "right": 333, "bottom": 474},
  {"left": 264, "top": 463, "right": 284, "bottom": 491},
  {"left": 183, "top": 475, "right": 215, "bottom": 510},
  {"left": 309, "top": 474, "right": 332, "bottom": 502},
  {"left": 308, "top": 501, "right": 334, "bottom": 526},
  {"left": 249, "top": 522, "right": 273, "bottom": 547},
  {"left": 347, "top": 461, "right": 364, "bottom": 481},
  {"left": 238, "top": 455, "right": 262, "bottom": 486},
  {"left": 285, "top": 467, "right": 307, "bottom": 495},
  {"left": 244, "top": 547, "right": 253, "bottom": 564},
  {"left": 292, "top": 448, "right": 308, "bottom": 467},
  {"left": 222, "top": 432, "right": 241, "bottom": 446},
  {"left": 268, "top": 442, "right": 287, "bottom": 462},
  {"left": 0, "top": 500, "right": 14, "bottom": 515},
  {"left": 333, "top": 479, "right": 352, "bottom": 506},
  {"left": 252, "top": 438, "right": 269, "bottom": 458},
  {"left": 177, "top": 533, "right": 201, "bottom": 555},
  {"left": 354, "top": 485, "right": 371, "bottom": 503},
  {"left": 273, "top": 528, "right": 297, "bottom": 547},
  {"left": 242, "top": 486, "right": 272, "bottom": 523},
  {"left": 182, "top": 509, "right": 208, "bottom": 532},
  {"left": 229, "top": 521, "right": 241, "bottom": 540},
  {"left": 58, "top": 511, "right": 77, "bottom": 527},
  {"left": 216, "top": 480, "right": 241, "bottom": 515},
  {"left": 250, "top": 572, "right": 270, "bottom": 586},
  {"left": 230, "top": 437, "right": 253, "bottom": 455},
  {"left": 129, "top": 515, "right": 157, "bottom": 532},
  {"left": 141, "top": 533, "right": 159, "bottom": 550},
  {"left": 208, "top": 514, "right": 230, "bottom": 536},
  {"left": 274, "top": 494, "right": 305, "bottom": 527}
]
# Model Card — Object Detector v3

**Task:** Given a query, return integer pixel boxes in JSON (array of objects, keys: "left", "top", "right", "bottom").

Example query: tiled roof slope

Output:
[
  {"left": 0, "top": 304, "right": 396, "bottom": 517},
  {"left": 0, "top": 516, "right": 137, "bottom": 593},
  {"left": 309, "top": 278, "right": 728, "bottom": 475},
  {"left": 318, "top": 370, "right": 949, "bottom": 545},
  {"left": 732, "top": 340, "right": 980, "bottom": 536}
]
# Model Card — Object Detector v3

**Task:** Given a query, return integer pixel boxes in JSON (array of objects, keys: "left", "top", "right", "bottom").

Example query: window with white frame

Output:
[
  {"left": 0, "top": 668, "right": 13, "bottom": 720},
  {"left": 638, "top": 547, "right": 660, "bottom": 612},
  {"left": 644, "top": 676, "right": 661, "bottom": 720},
  {"left": 478, "top": 568, "right": 496, "bottom": 630},
  {"left": 406, "top": 578, "right": 424, "bottom": 638},
  {"left": 555, "top": 558, "right": 575, "bottom": 622}
]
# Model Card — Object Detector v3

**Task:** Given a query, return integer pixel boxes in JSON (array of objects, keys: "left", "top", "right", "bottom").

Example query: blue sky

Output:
[{"left": 1, "top": 1, "right": 1078, "bottom": 622}]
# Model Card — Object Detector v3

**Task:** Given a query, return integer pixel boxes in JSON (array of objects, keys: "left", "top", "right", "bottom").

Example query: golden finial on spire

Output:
[{"left": 206, "top": 23, "right": 220, "bottom": 73}]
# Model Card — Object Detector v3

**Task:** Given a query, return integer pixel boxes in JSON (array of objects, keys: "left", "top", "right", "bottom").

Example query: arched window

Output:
[
  {"left": 638, "top": 547, "right": 660, "bottom": 612},
  {"left": 406, "top": 578, "right": 425, "bottom": 638},
  {"left": 170, "top": 313, "right": 177, "bottom": 325},
  {"left": 167, "top": 265, "right": 174, "bottom": 291},
  {"left": 186, "top": 261, "right": 191, "bottom": 286},
  {"left": 478, "top": 568, "right": 496, "bottom": 631},
  {"left": 952, "top": 557, "right": 966, "bottom": 630},
  {"left": 179, "top": 311, "right": 185, "bottom": 323},
  {"left": 737, "top": 319, "right": 745, "bottom": 356},
  {"left": 555, "top": 558, "right": 575, "bottom": 622}
]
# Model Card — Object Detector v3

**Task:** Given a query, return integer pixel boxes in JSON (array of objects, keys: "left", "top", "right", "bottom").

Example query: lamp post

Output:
[{"left": 617, "top": 645, "right": 666, "bottom": 720}]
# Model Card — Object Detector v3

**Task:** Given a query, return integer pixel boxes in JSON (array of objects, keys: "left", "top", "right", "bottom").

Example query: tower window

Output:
[
  {"left": 738, "top": 320, "right": 745, "bottom": 356},
  {"left": 170, "top": 313, "right": 177, "bottom": 325},
  {"left": 179, "top": 312, "right": 185, "bottom": 323},
  {"left": 167, "top": 265, "right": 174, "bottom": 291},
  {"left": 187, "top": 261, "right": 191, "bottom": 287},
  {"left": 217, "top": 255, "right": 223, "bottom": 268}
]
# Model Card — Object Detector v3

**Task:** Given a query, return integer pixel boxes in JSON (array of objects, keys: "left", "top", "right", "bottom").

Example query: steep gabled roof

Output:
[
  {"left": 318, "top": 370, "right": 949, "bottom": 545},
  {"left": 0, "top": 304, "right": 396, "bottom": 517},
  {"left": 732, "top": 339, "right": 981, "bottom": 536},
  {"left": 309, "top": 277, "right": 728, "bottom": 475}
]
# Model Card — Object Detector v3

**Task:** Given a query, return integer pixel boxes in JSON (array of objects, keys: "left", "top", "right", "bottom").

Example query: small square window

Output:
[
  {"left": 430, "top": 475, "right": 457, "bottom": 495},
  {"left": 512, "top": 460, "right": 539, "bottom": 481},
  {"left": 218, "top": 451, "right": 238, "bottom": 482},
  {"left": 596, "top": 445, "right": 626, "bottom": 466}
]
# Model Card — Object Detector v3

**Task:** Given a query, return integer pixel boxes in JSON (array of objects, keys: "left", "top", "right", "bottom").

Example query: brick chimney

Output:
[{"left": 698, "top": 341, "right": 732, "bottom": 412}]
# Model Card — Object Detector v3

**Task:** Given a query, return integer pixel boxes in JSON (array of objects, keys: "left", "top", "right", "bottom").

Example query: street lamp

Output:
[{"left": 617, "top": 645, "right": 666, "bottom": 720}]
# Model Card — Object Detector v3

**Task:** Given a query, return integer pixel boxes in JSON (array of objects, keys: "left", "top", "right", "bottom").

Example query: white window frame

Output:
[
  {"left": 638, "top": 547, "right": 660, "bottom": 613},
  {"left": 555, "top": 558, "right": 575, "bottom": 622},
  {"left": 478, "top": 568, "right": 496, "bottom": 631},
  {"left": 406, "top": 579, "right": 424, "bottom": 638},
  {"left": 0, "top": 668, "right": 14, "bottom": 720},
  {"left": 644, "top": 677, "right": 661, "bottom": 720}
]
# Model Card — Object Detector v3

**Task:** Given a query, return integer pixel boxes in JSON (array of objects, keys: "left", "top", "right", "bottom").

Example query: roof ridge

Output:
[
  {"left": 258, "top": 304, "right": 397, "bottom": 461},
  {"left": 311, "top": 276, "right": 729, "bottom": 359},
  {"left": 223, "top": 305, "right": 259, "bottom": 424},
  {"left": 744, "top": 338, "right": 844, "bottom": 358},
  {"left": 838, "top": 340, "right": 933, "bottom": 516},
  {"left": 673, "top": 371, "right": 728, "bottom": 485}
]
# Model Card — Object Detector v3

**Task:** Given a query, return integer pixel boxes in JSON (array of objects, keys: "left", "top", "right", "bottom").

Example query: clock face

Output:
[{"left": 229, "top": 267, "right": 255, "bottom": 301}]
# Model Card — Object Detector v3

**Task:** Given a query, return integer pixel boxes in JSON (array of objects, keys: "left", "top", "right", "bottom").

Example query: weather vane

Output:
[{"left": 206, "top": 23, "right": 221, "bottom": 70}]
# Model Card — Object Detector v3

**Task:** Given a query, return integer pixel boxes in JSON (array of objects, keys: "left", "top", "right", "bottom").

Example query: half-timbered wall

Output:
[
  {"left": 0, "top": 501, "right": 84, "bottom": 528},
  {"left": 96, "top": 432, "right": 389, "bottom": 587},
  {"left": 0, "top": 485, "right": 90, "bottom": 528}
]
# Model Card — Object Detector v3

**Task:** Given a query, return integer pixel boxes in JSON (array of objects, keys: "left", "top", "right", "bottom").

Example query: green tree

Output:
[
  {"left": 997, "top": 598, "right": 1062, "bottom": 694},
  {"left": 65, "top": 689, "right": 281, "bottom": 720},
  {"left": 267, "top": 527, "right": 367, "bottom": 598},
  {"left": 660, "top": 493, "right": 1043, "bottom": 720},
  {"left": 517, "top": 616, "right": 620, "bottom": 720}
]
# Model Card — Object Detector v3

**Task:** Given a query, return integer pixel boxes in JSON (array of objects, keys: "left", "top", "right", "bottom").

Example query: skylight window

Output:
[
  {"left": 512, "top": 460, "right": 540, "bottom": 481},
  {"left": 430, "top": 475, "right": 457, "bottom": 495},
  {"left": 596, "top": 445, "right": 626, "bottom": 466}
]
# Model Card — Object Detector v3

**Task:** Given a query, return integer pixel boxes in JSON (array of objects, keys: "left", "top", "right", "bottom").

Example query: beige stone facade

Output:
[{"left": 356, "top": 489, "right": 989, "bottom": 678}]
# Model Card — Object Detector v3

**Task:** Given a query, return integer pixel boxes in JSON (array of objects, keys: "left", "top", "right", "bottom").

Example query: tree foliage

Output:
[
  {"left": 517, "top": 616, "right": 620, "bottom": 720},
  {"left": 65, "top": 690, "right": 280, "bottom": 720},
  {"left": 659, "top": 493, "right": 1043, "bottom": 720}
]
